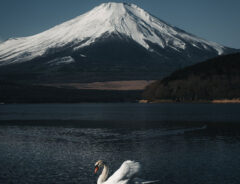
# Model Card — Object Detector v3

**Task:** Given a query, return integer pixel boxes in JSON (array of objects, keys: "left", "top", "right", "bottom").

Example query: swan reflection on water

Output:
[{"left": 94, "top": 160, "right": 160, "bottom": 184}]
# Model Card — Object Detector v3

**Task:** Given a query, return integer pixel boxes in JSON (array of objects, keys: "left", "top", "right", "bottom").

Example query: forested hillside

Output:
[{"left": 143, "top": 53, "right": 240, "bottom": 102}]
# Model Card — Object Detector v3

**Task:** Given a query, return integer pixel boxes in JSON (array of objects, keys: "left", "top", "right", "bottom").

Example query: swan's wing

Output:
[{"left": 106, "top": 160, "right": 141, "bottom": 183}]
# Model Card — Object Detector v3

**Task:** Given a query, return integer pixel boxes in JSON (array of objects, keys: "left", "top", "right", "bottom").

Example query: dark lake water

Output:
[{"left": 0, "top": 103, "right": 240, "bottom": 184}]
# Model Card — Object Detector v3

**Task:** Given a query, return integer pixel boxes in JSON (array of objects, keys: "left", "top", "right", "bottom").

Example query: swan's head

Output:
[{"left": 94, "top": 160, "right": 104, "bottom": 174}]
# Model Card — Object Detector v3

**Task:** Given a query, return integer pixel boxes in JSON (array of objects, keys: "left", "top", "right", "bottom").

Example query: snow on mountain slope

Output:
[{"left": 0, "top": 2, "right": 228, "bottom": 66}]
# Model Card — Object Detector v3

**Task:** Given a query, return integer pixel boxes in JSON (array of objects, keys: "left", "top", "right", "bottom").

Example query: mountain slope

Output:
[
  {"left": 0, "top": 2, "right": 237, "bottom": 83},
  {"left": 143, "top": 52, "right": 240, "bottom": 102}
]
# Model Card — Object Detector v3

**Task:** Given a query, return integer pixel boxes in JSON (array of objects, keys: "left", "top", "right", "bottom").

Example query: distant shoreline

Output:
[
  {"left": 1, "top": 99, "right": 240, "bottom": 104},
  {"left": 211, "top": 99, "right": 240, "bottom": 103},
  {"left": 139, "top": 99, "right": 240, "bottom": 104}
]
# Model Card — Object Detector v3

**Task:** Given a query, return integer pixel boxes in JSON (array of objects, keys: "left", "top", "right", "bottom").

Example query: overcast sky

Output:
[{"left": 0, "top": 0, "right": 239, "bottom": 48}]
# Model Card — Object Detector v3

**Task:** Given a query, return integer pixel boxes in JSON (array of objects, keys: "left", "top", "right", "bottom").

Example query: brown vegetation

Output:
[{"left": 43, "top": 80, "right": 155, "bottom": 91}]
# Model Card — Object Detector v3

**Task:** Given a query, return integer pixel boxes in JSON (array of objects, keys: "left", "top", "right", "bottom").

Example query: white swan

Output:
[{"left": 94, "top": 160, "right": 160, "bottom": 184}]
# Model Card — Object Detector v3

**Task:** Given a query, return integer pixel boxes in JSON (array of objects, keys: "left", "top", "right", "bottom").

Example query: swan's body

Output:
[{"left": 94, "top": 160, "right": 160, "bottom": 184}]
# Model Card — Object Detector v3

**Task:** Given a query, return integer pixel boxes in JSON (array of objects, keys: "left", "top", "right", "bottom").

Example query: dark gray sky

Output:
[{"left": 0, "top": 0, "right": 239, "bottom": 48}]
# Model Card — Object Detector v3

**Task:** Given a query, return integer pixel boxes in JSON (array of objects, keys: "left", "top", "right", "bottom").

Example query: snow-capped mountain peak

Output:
[{"left": 0, "top": 2, "right": 231, "bottom": 66}]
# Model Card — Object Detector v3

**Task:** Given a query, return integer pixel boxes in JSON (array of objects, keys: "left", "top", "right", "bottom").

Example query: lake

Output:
[{"left": 0, "top": 103, "right": 240, "bottom": 184}]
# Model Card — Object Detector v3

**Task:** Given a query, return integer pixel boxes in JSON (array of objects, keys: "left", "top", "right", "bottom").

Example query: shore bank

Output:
[{"left": 139, "top": 99, "right": 240, "bottom": 104}]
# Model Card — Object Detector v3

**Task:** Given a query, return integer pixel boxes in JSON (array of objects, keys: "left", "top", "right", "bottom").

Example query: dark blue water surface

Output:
[
  {"left": 0, "top": 103, "right": 240, "bottom": 184},
  {"left": 0, "top": 103, "right": 240, "bottom": 122}
]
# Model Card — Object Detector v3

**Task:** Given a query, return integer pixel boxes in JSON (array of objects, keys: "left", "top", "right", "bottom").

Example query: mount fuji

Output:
[{"left": 0, "top": 2, "right": 237, "bottom": 83}]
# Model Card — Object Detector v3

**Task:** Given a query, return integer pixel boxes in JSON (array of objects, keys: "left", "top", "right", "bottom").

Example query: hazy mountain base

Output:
[
  {"left": 143, "top": 53, "right": 240, "bottom": 102},
  {"left": 0, "top": 33, "right": 236, "bottom": 84}
]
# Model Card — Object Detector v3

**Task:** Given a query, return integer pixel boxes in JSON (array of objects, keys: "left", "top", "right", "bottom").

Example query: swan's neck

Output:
[{"left": 97, "top": 164, "right": 109, "bottom": 184}]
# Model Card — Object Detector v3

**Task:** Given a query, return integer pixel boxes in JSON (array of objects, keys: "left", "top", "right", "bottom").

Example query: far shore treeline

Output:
[
  {"left": 143, "top": 52, "right": 240, "bottom": 102},
  {"left": 0, "top": 81, "right": 141, "bottom": 103}
]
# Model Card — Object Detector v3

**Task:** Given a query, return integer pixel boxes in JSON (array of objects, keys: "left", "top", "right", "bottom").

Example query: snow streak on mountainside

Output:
[{"left": 0, "top": 2, "right": 230, "bottom": 66}]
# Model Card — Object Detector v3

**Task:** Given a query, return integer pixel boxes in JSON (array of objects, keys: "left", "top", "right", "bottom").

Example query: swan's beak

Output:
[{"left": 94, "top": 166, "right": 99, "bottom": 174}]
